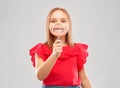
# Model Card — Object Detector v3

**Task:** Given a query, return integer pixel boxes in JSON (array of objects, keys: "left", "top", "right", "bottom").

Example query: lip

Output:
[
  {"left": 53, "top": 28, "right": 64, "bottom": 33},
  {"left": 53, "top": 28, "right": 64, "bottom": 30}
]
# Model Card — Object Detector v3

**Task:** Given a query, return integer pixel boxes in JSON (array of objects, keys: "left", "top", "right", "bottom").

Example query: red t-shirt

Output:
[{"left": 29, "top": 43, "right": 88, "bottom": 86}]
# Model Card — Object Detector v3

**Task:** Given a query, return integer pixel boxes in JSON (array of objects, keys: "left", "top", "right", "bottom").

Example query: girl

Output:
[{"left": 29, "top": 7, "right": 92, "bottom": 88}]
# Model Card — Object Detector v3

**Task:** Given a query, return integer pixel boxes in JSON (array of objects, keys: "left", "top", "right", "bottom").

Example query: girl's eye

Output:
[
  {"left": 61, "top": 20, "right": 66, "bottom": 22},
  {"left": 50, "top": 20, "right": 56, "bottom": 23},
  {"left": 61, "top": 19, "right": 67, "bottom": 22}
]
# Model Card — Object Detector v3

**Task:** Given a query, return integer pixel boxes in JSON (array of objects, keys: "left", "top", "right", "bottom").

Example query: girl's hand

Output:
[{"left": 52, "top": 39, "right": 62, "bottom": 58}]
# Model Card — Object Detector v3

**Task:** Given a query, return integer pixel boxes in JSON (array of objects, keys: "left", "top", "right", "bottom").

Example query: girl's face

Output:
[{"left": 49, "top": 10, "right": 69, "bottom": 38}]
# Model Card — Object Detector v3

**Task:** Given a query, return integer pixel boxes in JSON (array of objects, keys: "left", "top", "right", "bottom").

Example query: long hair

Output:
[{"left": 45, "top": 7, "right": 74, "bottom": 49}]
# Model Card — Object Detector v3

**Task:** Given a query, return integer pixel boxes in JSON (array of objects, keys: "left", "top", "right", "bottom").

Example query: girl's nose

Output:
[{"left": 54, "top": 22, "right": 62, "bottom": 27}]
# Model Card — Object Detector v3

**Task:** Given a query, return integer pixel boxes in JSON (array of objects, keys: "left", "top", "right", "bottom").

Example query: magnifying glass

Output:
[{"left": 51, "top": 23, "right": 68, "bottom": 40}]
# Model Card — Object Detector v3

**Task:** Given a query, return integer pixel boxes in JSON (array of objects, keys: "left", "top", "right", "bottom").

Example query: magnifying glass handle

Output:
[{"left": 57, "top": 36, "right": 60, "bottom": 40}]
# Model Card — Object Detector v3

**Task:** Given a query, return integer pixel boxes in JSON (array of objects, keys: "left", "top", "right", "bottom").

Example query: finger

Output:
[
  {"left": 55, "top": 43, "right": 62, "bottom": 47},
  {"left": 54, "top": 39, "right": 62, "bottom": 44},
  {"left": 54, "top": 47, "right": 62, "bottom": 52},
  {"left": 55, "top": 47, "right": 62, "bottom": 50}
]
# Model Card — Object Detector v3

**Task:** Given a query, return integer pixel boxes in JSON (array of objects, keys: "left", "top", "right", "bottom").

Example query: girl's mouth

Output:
[{"left": 53, "top": 28, "right": 64, "bottom": 33}]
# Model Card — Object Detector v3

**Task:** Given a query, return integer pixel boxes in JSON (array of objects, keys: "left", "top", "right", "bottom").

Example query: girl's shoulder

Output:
[
  {"left": 59, "top": 42, "right": 88, "bottom": 60},
  {"left": 74, "top": 43, "right": 88, "bottom": 49},
  {"left": 29, "top": 42, "right": 50, "bottom": 51},
  {"left": 29, "top": 43, "right": 51, "bottom": 67}
]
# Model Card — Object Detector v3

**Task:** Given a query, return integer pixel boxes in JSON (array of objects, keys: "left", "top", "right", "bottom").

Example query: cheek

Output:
[
  {"left": 49, "top": 24, "right": 54, "bottom": 31},
  {"left": 63, "top": 23, "right": 69, "bottom": 30},
  {"left": 49, "top": 24, "right": 52, "bottom": 29}
]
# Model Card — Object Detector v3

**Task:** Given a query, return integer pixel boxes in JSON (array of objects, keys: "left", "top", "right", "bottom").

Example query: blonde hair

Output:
[{"left": 45, "top": 7, "right": 74, "bottom": 49}]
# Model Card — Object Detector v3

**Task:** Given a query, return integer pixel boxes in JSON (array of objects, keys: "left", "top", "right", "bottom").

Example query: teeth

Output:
[{"left": 53, "top": 30, "right": 63, "bottom": 33}]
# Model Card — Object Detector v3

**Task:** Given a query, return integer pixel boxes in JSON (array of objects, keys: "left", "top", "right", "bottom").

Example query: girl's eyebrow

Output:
[
  {"left": 50, "top": 18, "right": 55, "bottom": 19},
  {"left": 61, "top": 18, "right": 67, "bottom": 20},
  {"left": 49, "top": 18, "right": 56, "bottom": 22},
  {"left": 50, "top": 17, "right": 67, "bottom": 19}
]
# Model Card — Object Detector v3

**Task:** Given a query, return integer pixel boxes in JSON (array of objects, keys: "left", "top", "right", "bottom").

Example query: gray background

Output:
[{"left": 0, "top": 0, "right": 120, "bottom": 88}]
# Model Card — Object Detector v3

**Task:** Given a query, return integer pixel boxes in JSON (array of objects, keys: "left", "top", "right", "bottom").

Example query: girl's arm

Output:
[
  {"left": 35, "top": 39, "right": 62, "bottom": 80},
  {"left": 35, "top": 53, "right": 58, "bottom": 81},
  {"left": 79, "top": 67, "right": 92, "bottom": 88}
]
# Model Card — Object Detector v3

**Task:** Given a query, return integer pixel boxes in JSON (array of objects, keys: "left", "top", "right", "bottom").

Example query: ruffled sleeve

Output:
[
  {"left": 75, "top": 43, "right": 89, "bottom": 71},
  {"left": 29, "top": 43, "right": 51, "bottom": 67}
]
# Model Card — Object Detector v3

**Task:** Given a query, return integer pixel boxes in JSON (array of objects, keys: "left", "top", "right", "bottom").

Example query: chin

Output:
[{"left": 53, "top": 32, "right": 67, "bottom": 36}]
